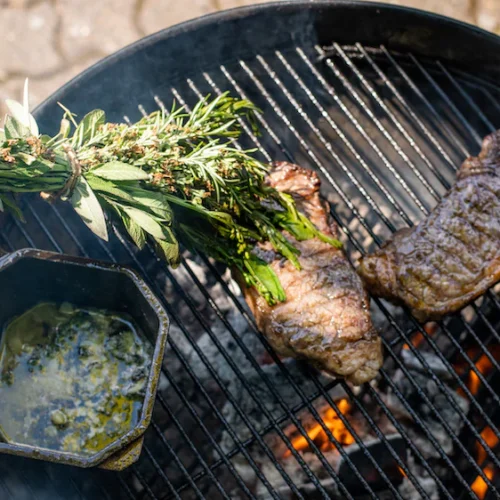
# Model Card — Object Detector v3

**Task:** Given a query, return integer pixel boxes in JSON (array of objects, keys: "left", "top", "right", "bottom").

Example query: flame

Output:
[
  {"left": 402, "top": 323, "right": 436, "bottom": 350},
  {"left": 469, "top": 426, "right": 499, "bottom": 498},
  {"left": 471, "top": 465, "right": 495, "bottom": 500},
  {"left": 468, "top": 349, "right": 499, "bottom": 395},
  {"left": 284, "top": 399, "right": 354, "bottom": 457},
  {"left": 455, "top": 346, "right": 500, "bottom": 397},
  {"left": 476, "top": 427, "right": 499, "bottom": 467}
]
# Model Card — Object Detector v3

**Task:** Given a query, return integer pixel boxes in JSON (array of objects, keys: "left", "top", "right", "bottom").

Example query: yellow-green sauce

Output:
[{"left": 0, "top": 303, "right": 153, "bottom": 455}]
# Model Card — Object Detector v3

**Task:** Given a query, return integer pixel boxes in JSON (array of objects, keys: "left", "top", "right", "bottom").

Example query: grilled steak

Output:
[
  {"left": 358, "top": 130, "right": 500, "bottom": 321},
  {"left": 237, "top": 162, "right": 383, "bottom": 385}
]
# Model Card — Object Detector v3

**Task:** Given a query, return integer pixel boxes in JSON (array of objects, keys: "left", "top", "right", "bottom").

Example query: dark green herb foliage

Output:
[{"left": 0, "top": 93, "right": 341, "bottom": 304}]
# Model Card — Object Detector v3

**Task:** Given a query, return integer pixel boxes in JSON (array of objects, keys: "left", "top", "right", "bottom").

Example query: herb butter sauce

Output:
[{"left": 0, "top": 303, "right": 153, "bottom": 455}]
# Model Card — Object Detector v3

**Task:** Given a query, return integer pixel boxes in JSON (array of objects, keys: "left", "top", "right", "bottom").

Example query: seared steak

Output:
[
  {"left": 237, "top": 162, "right": 383, "bottom": 385},
  {"left": 358, "top": 130, "right": 500, "bottom": 321}
]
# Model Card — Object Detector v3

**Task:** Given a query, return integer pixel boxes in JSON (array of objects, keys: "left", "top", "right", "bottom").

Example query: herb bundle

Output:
[{"left": 0, "top": 82, "right": 341, "bottom": 304}]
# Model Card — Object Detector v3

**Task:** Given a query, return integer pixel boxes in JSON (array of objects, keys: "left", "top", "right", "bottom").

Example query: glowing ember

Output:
[
  {"left": 469, "top": 426, "right": 499, "bottom": 498},
  {"left": 476, "top": 427, "right": 499, "bottom": 467},
  {"left": 471, "top": 465, "right": 494, "bottom": 500},
  {"left": 284, "top": 399, "right": 354, "bottom": 457},
  {"left": 397, "top": 466, "right": 407, "bottom": 478},
  {"left": 455, "top": 345, "right": 500, "bottom": 397},
  {"left": 468, "top": 348, "right": 499, "bottom": 395},
  {"left": 402, "top": 323, "right": 436, "bottom": 350}
]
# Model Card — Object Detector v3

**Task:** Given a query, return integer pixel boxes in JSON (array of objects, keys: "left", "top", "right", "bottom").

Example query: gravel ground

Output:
[{"left": 0, "top": 0, "right": 498, "bottom": 112}]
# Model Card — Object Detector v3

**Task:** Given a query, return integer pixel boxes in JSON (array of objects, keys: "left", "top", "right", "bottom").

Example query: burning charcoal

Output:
[
  {"left": 256, "top": 433, "right": 406, "bottom": 499},
  {"left": 397, "top": 455, "right": 439, "bottom": 500},
  {"left": 219, "top": 359, "right": 344, "bottom": 453},
  {"left": 401, "top": 349, "right": 453, "bottom": 380},
  {"left": 337, "top": 434, "right": 406, "bottom": 494},
  {"left": 385, "top": 369, "right": 469, "bottom": 457}
]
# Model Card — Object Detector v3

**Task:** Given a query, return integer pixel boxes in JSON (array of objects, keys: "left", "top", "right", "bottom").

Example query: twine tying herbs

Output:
[
  {"left": 0, "top": 90, "right": 341, "bottom": 305},
  {"left": 41, "top": 145, "right": 82, "bottom": 202}
]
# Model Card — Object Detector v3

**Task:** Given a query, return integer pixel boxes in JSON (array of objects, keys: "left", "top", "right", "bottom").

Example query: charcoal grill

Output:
[{"left": 1, "top": 1, "right": 500, "bottom": 498}]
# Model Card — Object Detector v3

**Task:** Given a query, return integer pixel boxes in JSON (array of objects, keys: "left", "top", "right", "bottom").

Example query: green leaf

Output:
[
  {"left": 245, "top": 256, "right": 286, "bottom": 303},
  {"left": 4, "top": 115, "right": 30, "bottom": 139},
  {"left": 87, "top": 175, "right": 137, "bottom": 203},
  {"left": 72, "top": 109, "right": 105, "bottom": 148},
  {"left": 1, "top": 194, "right": 25, "bottom": 221},
  {"left": 59, "top": 118, "right": 71, "bottom": 140},
  {"left": 154, "top": 227, "right": 180, "bottom": 267},
  {"left": 70, "top": 177, "right": 108, "bottom": 241},
  {"left": 5, "top": 95, "right": 39, "bottom": 136},
  {"left": 127, "top": 188, "right": 173, "bottom": 220},
  {"left": 122, "top": 205, "right": 165, "bottom": 239},
  {"left": 123, "top": 214, "right": 146, "bottom": 249},
  {"left": 92, "top": 162, "right": 150, "bottom": 181},
  {"left": 39, "top": 134, "right": 52, "bottom": 145},
  {"left": 16, "top": 152, "right": 37, "bottom": 166}
]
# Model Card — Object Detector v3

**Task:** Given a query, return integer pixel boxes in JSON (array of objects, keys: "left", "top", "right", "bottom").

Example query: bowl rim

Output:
[{"left": 0, "top": 248, "right": 169, "bottom": 468}]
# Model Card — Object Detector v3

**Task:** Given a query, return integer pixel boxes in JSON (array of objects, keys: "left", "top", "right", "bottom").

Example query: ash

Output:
[
  {"left": 398, "top": 455, "right": 439, "bottom": 500},
  {"left": 158, "top": 254, "right": 476, "bottom": 499},
  {"left": 384, "top": 368, "right": 469, "bottom": 457}
]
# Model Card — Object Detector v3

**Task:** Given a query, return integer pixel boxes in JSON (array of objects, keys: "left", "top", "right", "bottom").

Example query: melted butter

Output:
[{"left": 0, "top": 303, "right": 153, "bottom": 455}]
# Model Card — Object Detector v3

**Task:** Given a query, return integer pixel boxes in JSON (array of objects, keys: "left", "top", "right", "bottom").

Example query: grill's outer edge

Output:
[{"left": 33, "top": 0, "right": 500, "bottom": 131}]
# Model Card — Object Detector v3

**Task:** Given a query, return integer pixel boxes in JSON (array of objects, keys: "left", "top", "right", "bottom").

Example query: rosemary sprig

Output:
[{"left": 0, "top": 83, "right": 341, "bottom": 305}]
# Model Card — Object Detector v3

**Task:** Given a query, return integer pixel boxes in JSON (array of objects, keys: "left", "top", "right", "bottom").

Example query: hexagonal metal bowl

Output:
[{"left": 0, "top": 248, "right": 169, "bottom": 470}]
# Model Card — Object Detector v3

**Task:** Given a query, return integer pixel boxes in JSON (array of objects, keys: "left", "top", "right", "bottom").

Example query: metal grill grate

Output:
[{"left": 0, "top": 40, "right": 499, "bottom": 500}]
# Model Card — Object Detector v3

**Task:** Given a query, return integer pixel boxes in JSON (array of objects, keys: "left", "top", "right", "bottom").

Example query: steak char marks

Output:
[
  {"left": 359, "top": 130, "right": 500, "bottom": 321},
  {"left": 238, "top": 162, "right": 383, "bottom": 385}
]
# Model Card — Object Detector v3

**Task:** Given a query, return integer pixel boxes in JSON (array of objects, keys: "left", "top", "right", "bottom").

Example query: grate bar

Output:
[
  {"left": 1, "top": 40, "right": 499, "bottom": 500},
  {"left": 318, "top": 46, "right": 439, "bottom": 205},
  {"left": 296, "top": 46, "right": 426, "bottom": 219},
  {"left": 334, "top": 43, "right": 450, "bottom": 191},
  {"left": 380, "top": 46, "right": 470, "bottom": 159},
  {"left": 356, "top": 43, "right": 455, "bottom": 174},
  {"left": 149, "top": 421, "right": 204, "bottom": 499},
  {"left": 184, "top": 75, "right": 405, "bottom": 498},
  {"left": 167, "top": 88, "right": 354, "bottom": 499},
  {"left": 437, "top": 61, "right": 496, "bottom": 132},
  {"left": 408, "top": 54, "right": 483, "bottom": 145},
  {"left": 275, "top": 49, "right": 414, "bottom": 226},
  {"left": 243, "top": 47, "right": 499, "bottom": 476},
  {"left": 142, "top": 445, "right": 182, "bottom": 500},
  {"left": 207, "top": 63, "right": 460, "bottom": 500}
]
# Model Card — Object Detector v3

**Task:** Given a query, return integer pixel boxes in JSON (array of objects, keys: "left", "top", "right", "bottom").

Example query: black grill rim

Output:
[{"left": 34, "top": 0, "right": 500, "bottom": 132}]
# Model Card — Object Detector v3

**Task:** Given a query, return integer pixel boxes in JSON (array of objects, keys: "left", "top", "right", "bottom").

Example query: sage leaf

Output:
[
  {"left": 5, "top": 97, "right": 38, "bottom": 136},
  {"left": 123, "top": 215, "right": 146, "bottom": 249},
  {"left": 72, "top": 109, "right": 105, "bottom": 148},
  {"left": 4, "top": 115, "right": 30, "bottom": 139},
  {"left": 127, "top": 188, "right": 173, "bottom": 221},
  {"left": 92, "top": 162, "right": 149, "bottom": 181},
  {"left": 70, "top": 177, "right": 108, "bottom": 241},
  {"left": 87, "top": 175, "right": 137, "bottom": 203},
  {"left": 154, "top": 227, "right": 180, "bottom": 267},
  {"left": 122, "top": 205, "right": 165, "bottom": 239},
  {"left": 245, "top": 256, "right": 286, "bottom": 302}
]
